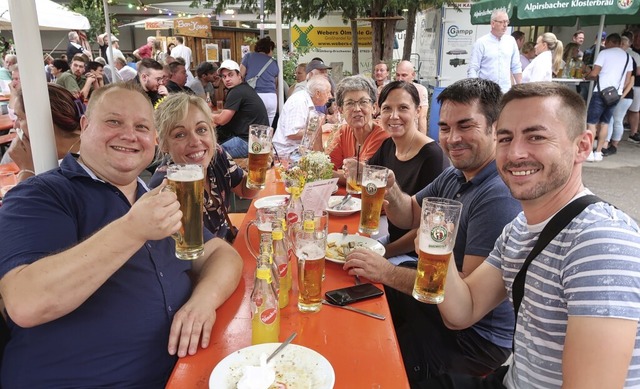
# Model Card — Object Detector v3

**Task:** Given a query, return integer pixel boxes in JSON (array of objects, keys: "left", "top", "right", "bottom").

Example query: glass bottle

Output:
[
  {"left": 272, "top": 220, "right": 290, "bottom": 308},
  {"left": 286, "top": 186, "right": 303, "bottom": 225},
  {"left": 258, "top": 233, "right": 280, "bottom": 299},
  {"left": 251, "top": 253, "right": 280, "bottom": 344}
]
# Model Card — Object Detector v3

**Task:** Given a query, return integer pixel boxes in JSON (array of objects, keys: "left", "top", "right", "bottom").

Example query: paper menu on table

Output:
[{"left": 301, "top": 178, "right": 338, "bottom": 215}]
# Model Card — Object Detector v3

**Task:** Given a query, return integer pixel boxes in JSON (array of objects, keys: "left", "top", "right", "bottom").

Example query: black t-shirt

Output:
[
  {"left": 368, "top": 139, "right": 449, "bottom": 255},
  {"left": 165, "top": 80, "right": 195, "bottom": 95},
  {"left": 99, "top": 43, "right": 108, "bottom": 64},
  {"left": 216, "top": 82, "right": 269, "bottom": 143}
]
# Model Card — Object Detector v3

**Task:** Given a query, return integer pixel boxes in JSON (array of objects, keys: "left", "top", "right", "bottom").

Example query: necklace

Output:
[
  {"left": 398, "top": 131, "right": 417, "bottom": 160},
  {"left": 67, "top": 138, "right": 81, "bottom": 154}
]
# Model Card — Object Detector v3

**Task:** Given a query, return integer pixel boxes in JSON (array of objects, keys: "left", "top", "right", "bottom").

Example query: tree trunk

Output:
[
  {"left": 371, "top": 0, "right": 384, "bottom": 63},
  {"left": 403, "top": 4, "right": 418, "bottom": 61},
  {"left": 382, "top": 18, "right": 397, "bottom": 62},
  {"left": 350, "top": 19, "right": 360, "bottom": 75}
]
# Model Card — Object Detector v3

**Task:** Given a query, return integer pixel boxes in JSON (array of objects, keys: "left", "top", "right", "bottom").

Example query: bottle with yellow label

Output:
[
  {"left": 258, "top": 233, "right": 280, "bottom": 300},
  {"left": 286, "top": 186, "right": 303, "bottom": 226},
  {"left": 251, "top": 253, "right": 280, "bottom": 344},
  {"left": 271, "top": 220, "right": 290, "bottom": 308}
]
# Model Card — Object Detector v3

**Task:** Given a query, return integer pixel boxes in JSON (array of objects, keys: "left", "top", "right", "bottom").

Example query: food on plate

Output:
[
  {"left": 326, "top": 240, "right": 370, "bottom": 262},
  {"left": 236, "top": 354, "right": 275, "bottom": 389},
  {"left": 327, "top": 197, "right": 354, "bottom": 211}
]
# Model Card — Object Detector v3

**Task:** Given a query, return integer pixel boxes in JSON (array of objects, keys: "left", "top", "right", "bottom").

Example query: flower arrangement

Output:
[{"left": 282, "top": 152, "right": 334, "bottom": 189}]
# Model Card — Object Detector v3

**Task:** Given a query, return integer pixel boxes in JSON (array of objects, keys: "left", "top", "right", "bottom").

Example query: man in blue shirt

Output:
[
  {"left": 0, "top": 82, "right": 243, "bottom": 387},
  {"left": 344, "top": 78, "right": 520, "bottom": 386}
]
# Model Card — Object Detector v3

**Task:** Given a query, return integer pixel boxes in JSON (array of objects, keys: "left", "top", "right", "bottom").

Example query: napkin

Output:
[{"left": 301, "top": 178, "right": 338, "bottom": 216}]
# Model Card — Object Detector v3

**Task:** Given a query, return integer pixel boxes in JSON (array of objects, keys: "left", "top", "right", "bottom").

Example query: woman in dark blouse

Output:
[{"left": 368, "top": 81, "right": 449, "bottom": 264}]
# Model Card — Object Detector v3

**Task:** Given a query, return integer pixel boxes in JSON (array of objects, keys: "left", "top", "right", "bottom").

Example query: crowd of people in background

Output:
[{"left": 470, "top": 10, "right": 640, "bottom": 162}]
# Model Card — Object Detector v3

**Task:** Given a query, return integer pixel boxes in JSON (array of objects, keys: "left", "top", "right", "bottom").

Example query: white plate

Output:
[
  {"left": 326, "top": 195, "right": 361, "bottom": 216},
  {"left": 254, "top": 195, "right": 289, "bottom": 209},
  {"left": 325, "top": 233, "right": 386, "bottom": 264},
  {"left": 209, "top": 343, "right": 335, "bottom": 389}
]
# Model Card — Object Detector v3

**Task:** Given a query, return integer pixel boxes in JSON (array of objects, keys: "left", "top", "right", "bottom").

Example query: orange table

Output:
[
  {"left": 0, "top": 114, "right": 14, "bottom": 132},
  {"left": 166, "top": 170, "right": 410, "bottom": 389},
  {"left": 0, "top": 162, "right": 18, "bottom": 174}
]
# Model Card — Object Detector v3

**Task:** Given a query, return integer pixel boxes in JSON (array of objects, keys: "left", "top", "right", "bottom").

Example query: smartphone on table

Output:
[{"left": 325, "top": 283, "right": 384, "bottom": 306}]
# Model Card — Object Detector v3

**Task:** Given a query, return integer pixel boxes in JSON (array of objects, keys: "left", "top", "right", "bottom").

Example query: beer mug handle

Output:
[
  {"left": 244, "top": 220, "right": 261, "bottom": 259},
  {"left": 161, "top": 185, "right": 184, "bottom": 244}
]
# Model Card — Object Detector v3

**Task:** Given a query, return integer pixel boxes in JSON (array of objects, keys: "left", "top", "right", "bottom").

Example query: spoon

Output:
[{"left": 266, "top": 332, "right": 297, "bottom": 364}]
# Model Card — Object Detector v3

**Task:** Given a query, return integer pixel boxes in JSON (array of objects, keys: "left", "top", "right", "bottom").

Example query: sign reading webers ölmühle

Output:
[
  {"left": 291, "top": 25, "right": 372, "bottom": 48},
  {"left": 173, "top": 17, "right": 212, "bottom": 38}
]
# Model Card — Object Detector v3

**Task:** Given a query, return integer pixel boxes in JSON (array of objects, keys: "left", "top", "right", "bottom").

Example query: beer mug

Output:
[
  {"left": 343, "top": 157, "right": 365, "bottom": 195},
  {"left": 358, "top": 165, "right": 388, "bottom": 235},
  {"left": 295, "top": 229, "right": 327, "bottom": 313},
  {"left": 299, "top": 110, "right": 325, "bottom": 154},
  {"left": 245, "top": 206, "right": 287, "bottom": 258},
  {"left": 164, "top": 164, "right": 205, "bottom": 260},
  {"left": 288, "top": 210, "right": 328, "bottom": 246},
  {"left": 413, "top": 197, "right": 462, "bottom": 304},
  {"left": 247, "top": 125, "right": 273, "bottom": 190}
]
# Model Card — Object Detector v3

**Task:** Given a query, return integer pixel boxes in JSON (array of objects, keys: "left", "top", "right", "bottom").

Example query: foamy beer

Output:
[
  {"left": 358, "top": 165, "right": 388, "bottom": 235},
  {"left": 165, "top": 164, "right": 205, "bottom": 260},
  {"left": 295, "top": 230, "right": 327, "bottom": 312},
  {"left": 247, "top": 125, "right": 273, "bottom": 189},
  {"left": 413, "top": 197, "right": 462, "bottom": 304},
  {"left": 245, "top": 206, "right": 287, "bottom": 258}
]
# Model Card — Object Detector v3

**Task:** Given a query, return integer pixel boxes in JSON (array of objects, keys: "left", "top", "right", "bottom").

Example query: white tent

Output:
[
  {"left": 7, "top": 0, "right": 92, "bottom": 174},
  {"left": 0, "top": 0, "right": 90, "bottom": 31}
]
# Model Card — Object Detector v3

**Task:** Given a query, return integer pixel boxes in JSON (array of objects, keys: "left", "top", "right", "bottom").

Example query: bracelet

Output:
[{"left": 18, "top": 169, "right": 35, "bottom": 177}]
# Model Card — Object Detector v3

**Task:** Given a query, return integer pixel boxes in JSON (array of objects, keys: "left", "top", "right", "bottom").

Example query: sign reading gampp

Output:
[
  {"left": 519, "top": 0, "right": 638, "bottom": 18},
  {"left": 291, "top": 25, "right": 373, "bottom": 48}
]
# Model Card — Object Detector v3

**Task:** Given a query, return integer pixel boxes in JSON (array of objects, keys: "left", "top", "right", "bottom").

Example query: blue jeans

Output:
[
  {"left": 220, "top": 137, "right": 248, "bottom": 158},
  {"left": 587, "top": 92, "right": 616, "bottom": 125}
]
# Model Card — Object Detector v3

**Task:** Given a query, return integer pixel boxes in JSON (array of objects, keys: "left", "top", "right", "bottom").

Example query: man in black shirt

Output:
[
  {"left": 164, "top": 58, "right": 194, "bottom": 94},
  {"left": 213, "top": 60, "right": 269, "bottom": 158}
]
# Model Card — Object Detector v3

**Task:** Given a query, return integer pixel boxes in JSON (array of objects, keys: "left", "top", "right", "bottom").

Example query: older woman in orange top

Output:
[{"left": 325, "top": 74, "right": 389, "bottom": 185}]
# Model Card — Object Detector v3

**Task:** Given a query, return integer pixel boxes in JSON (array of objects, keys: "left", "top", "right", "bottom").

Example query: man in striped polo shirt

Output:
[{"left": 426, "top": 82, "right": 640, "bottom": 388}]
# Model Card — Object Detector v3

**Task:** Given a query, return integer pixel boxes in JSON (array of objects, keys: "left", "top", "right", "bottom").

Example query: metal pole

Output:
[
  {"left": 276, "top": 0, "right": 284, "bottom": 111},
  {"left": 9, "top": 0, "right": 57, "bottom": 173},
  {"left": 103, "top": 0, "right": 117, "bottom": 82}
]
